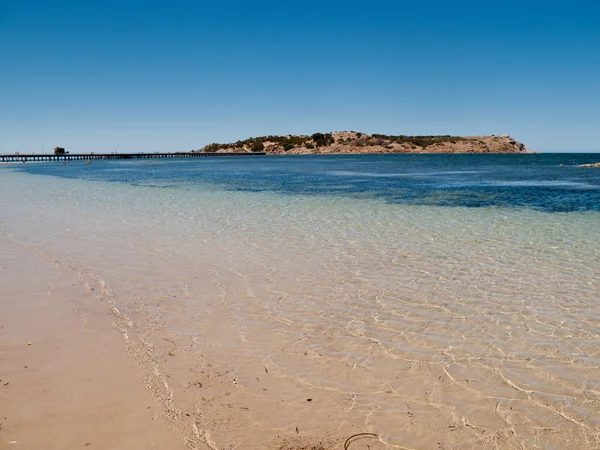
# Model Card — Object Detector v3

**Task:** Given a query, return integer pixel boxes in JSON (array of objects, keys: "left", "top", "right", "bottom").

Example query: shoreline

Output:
[
  {"left": 0, "top": 233, "right": 188, "bottom": 450},
  {"left": 1, "top": 164, "right": 598, "bottom": 449}
]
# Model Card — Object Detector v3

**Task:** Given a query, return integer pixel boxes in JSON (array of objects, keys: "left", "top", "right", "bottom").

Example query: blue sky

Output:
[{"left": 1, "top": 1, "right": 599, "bottom": 153}]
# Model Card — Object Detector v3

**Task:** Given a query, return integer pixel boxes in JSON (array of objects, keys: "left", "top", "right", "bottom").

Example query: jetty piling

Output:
[{"left": 0, "top": 152, "right": 266, "bottom": 163}]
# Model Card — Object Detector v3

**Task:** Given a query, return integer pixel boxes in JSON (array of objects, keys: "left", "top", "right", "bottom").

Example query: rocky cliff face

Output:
[{"left": 195, "top": 131, "right": 535, "bottom": 155}]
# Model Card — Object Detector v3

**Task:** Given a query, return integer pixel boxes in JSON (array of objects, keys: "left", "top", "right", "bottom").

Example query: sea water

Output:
[{"left": 1, "top": 154, "right": 599, "bottom": 449}]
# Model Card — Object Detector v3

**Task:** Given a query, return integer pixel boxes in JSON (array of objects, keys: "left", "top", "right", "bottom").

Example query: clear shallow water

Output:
[
  {"left": 12, "top": 153, "right": 600, "bottom": 212},
  {"left": 2, "top": 155, "right": 600, "bottom": 449}
]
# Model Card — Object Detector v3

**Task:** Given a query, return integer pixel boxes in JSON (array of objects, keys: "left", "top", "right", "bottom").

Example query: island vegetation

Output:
[{"left": 193, "top": 131, "right": 533, "bottom": 155}]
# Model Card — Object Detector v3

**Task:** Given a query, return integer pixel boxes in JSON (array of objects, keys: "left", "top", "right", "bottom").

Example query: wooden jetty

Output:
[{"left": 0, "top": 152, "right": 266, "bottom": 163}]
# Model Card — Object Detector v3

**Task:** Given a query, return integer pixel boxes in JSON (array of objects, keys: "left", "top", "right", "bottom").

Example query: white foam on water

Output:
[{"left": 483, "top": 180, "right": 600, "bottom": 189}]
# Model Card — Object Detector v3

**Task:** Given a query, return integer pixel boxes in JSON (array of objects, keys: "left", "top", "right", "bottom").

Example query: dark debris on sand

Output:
[{"left": 276, "top": 438, "right": 334, "bottom": 450}]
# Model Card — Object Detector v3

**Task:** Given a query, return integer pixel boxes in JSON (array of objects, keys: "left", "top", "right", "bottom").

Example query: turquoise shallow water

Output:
[
  {"left": 11, "top": 153, "right": 600, "bottom": 212},
  {"left": 1, "top": 155, "right": 599, "bottom": 449}
]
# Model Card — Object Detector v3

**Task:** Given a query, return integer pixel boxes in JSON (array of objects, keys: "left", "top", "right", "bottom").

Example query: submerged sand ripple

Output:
[{"left": 1, "top": 171, "right": 599, "bottom": 449}]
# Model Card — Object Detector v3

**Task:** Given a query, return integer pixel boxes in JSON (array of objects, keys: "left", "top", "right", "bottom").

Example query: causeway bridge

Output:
[{"left": 0, "top": 152, "right": 266, "bottom": 163}]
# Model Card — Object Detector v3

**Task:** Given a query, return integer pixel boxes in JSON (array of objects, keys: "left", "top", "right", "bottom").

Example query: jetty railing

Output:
[{"left": 0, "top": 152, "right": 266, "bottom": 163}]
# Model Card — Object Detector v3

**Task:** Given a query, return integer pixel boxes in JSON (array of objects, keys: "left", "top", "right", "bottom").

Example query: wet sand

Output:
[
  {"left": 1, "top": 167, "right": 599, "bottom": 449},
  {"left": 0, "top": 234, "right": 186, "bottom": 450},
  {"left": 0, "top": 233, "right": 373, "bottom": 450}
]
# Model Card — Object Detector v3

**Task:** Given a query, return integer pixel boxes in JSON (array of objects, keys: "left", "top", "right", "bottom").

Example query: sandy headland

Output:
[{"left": 194, "top": 131, "right": 534, "bottom": 155}]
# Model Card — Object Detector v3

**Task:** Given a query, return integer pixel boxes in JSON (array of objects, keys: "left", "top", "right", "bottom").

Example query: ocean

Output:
[{"left": 1, "top": 154, "right": 599, "bottom": 449}]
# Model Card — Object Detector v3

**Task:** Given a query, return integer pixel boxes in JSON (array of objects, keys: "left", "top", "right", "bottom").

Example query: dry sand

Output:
[{"left": 0, "top": 234, "right": 186, "bottom": 450}]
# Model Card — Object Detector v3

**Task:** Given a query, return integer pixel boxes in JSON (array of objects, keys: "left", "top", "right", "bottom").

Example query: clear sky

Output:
[{"left": 1, "top": 0, "right": 599, "bottom": 153}]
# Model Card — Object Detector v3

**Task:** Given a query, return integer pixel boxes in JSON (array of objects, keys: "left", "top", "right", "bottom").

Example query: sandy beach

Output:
[
  {"left": 0, "top": 233, "right": 186, "bottom": 449},
  {"left": 1, "top": 159, "right": 599, "bottom": 449},
  {"left": 2, "top": 0, "right": 599, "bottom": 447}
]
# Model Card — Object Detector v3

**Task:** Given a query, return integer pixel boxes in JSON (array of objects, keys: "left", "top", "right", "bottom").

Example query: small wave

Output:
[
  {"left": 103, "top": 168, "right": 143, "bottom": 172},
  {"left": 485, "top": 180, "right": 600, "bottom": 189},
  {"left": 325, "top": 170, "right": 482, "bottom": 177}
]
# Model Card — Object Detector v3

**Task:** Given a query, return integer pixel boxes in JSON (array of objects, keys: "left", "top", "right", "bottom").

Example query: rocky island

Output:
[{"left": 194, "top": 131, "right": 534, "bottom": 155}]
